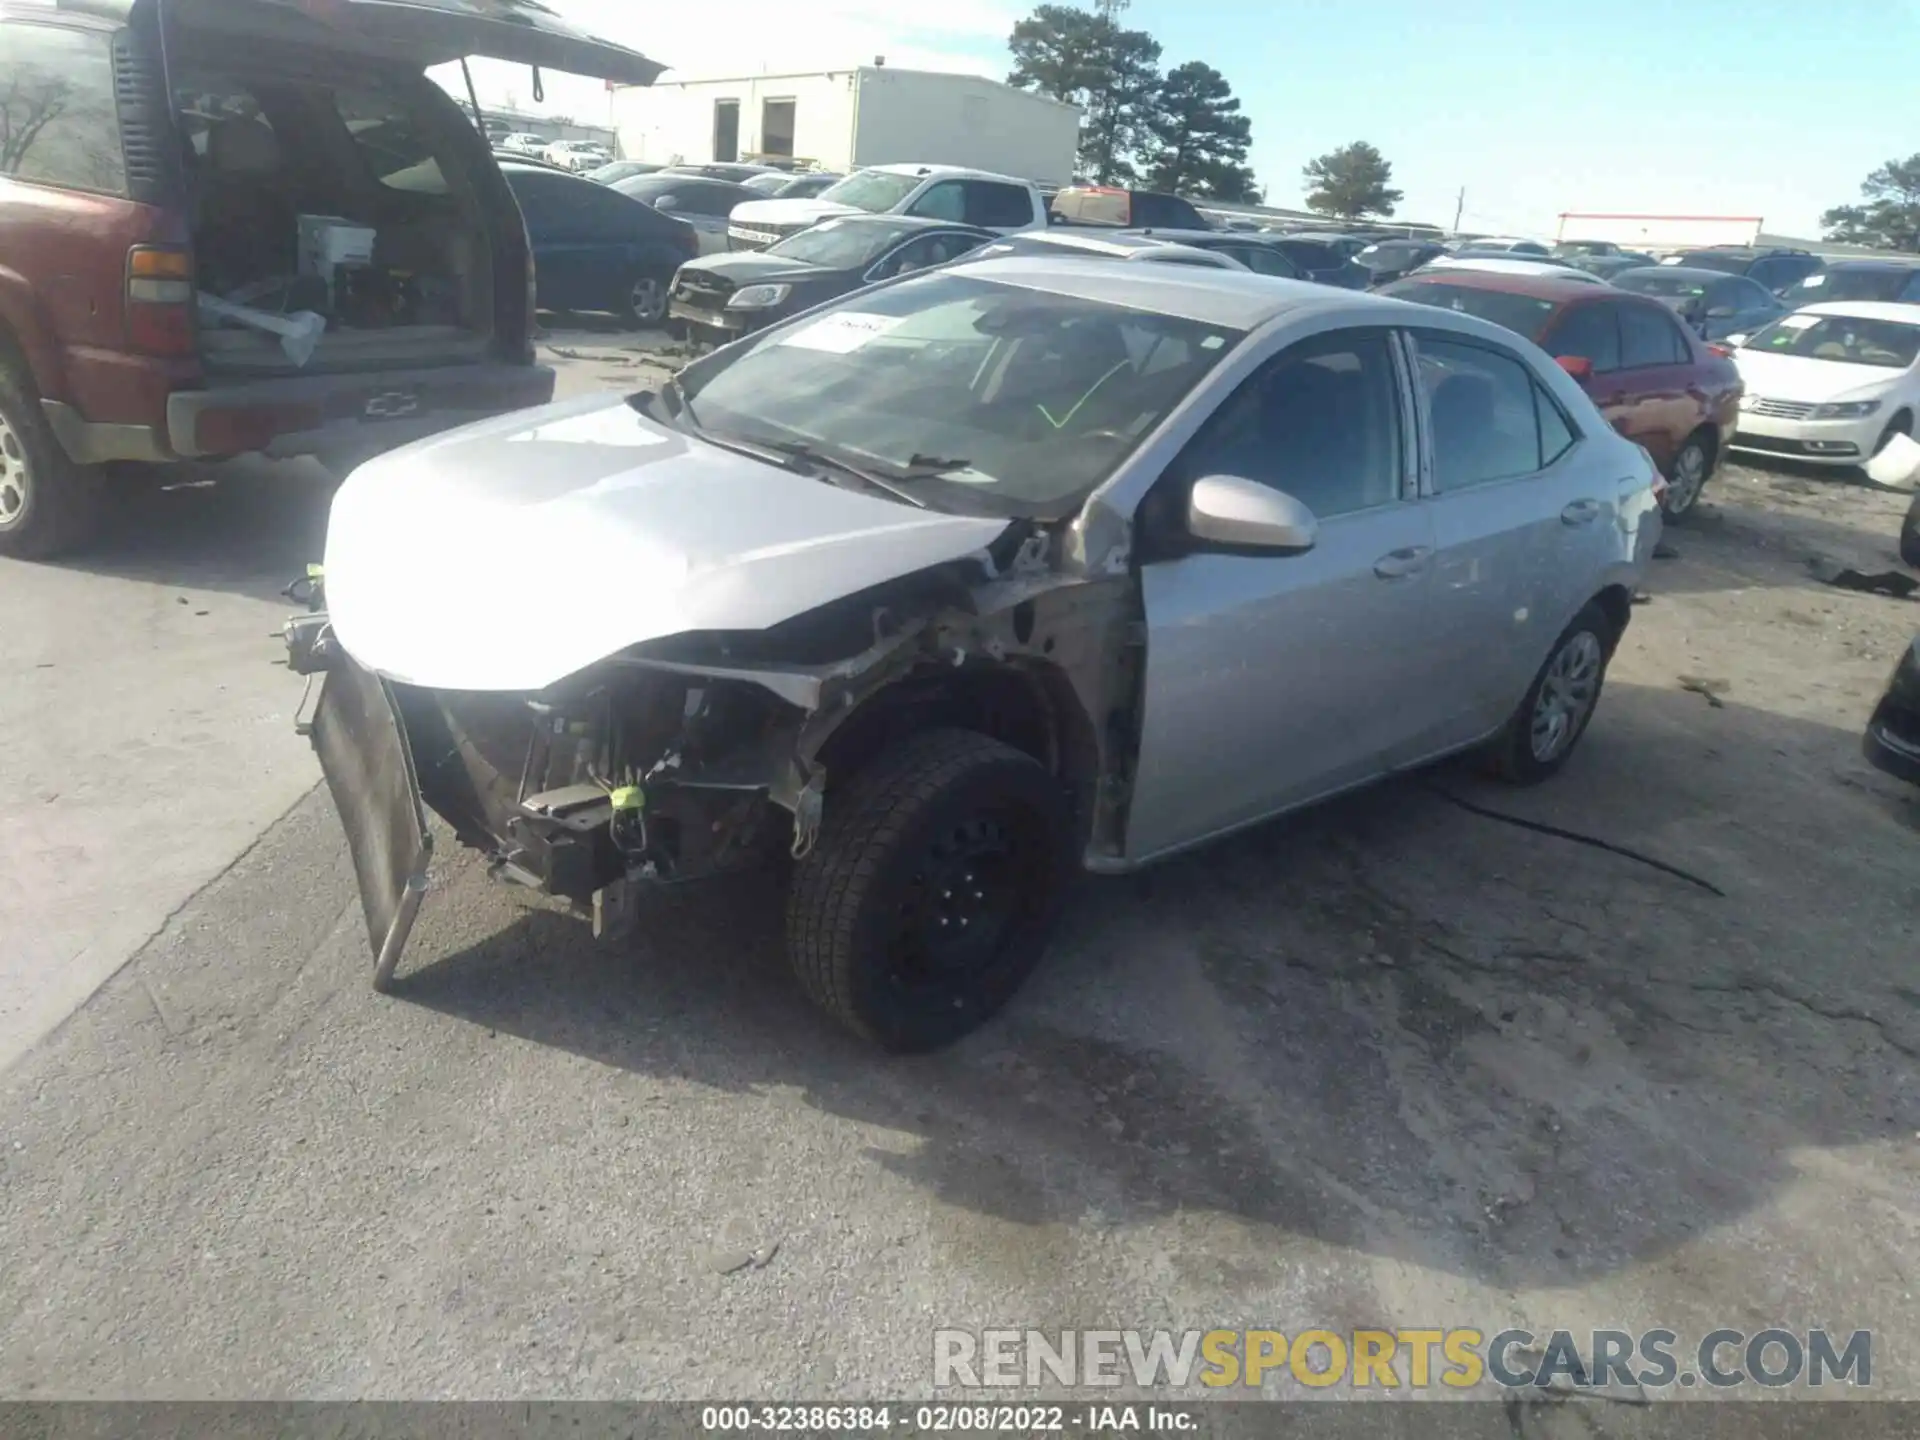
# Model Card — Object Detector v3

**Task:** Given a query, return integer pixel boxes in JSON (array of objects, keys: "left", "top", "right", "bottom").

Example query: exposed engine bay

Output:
[{"left": 287, "top": 517, "right": 1140, "bottom": 957}]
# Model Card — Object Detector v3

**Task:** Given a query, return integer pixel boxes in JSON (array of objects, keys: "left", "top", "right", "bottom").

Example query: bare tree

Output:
[{"left": 0, "top": 69, "right": 73, "bottom": 173}]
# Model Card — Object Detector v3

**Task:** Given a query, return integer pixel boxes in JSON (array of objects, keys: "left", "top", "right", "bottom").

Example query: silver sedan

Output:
[{"left": 291, "top": 258, "right": 1663, "bottom": 1051}]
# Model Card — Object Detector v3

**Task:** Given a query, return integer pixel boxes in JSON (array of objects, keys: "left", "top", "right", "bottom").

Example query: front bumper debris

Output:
[{"left": 308, "top": 658, "right": 434, "bottom": 991}]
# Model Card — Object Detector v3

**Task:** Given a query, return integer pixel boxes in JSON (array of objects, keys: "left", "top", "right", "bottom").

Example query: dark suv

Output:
[
  {"left": 0, "top": 0, "right": 658, "bottom": 558},
  {"left": 1667, "top": 246, "right": 1823, "bottom": 296}
]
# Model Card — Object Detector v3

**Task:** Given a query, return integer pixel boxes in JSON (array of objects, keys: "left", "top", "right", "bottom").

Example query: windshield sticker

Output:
[
  {"left": 778, "top": 312, "right": 903, "bottom": 353},
  {"left": 1801, "top": 273, "right": 1825, "bottom": 287},
  {"left": 1778, "top": 314, "right": 1821, "bottom": 329}
]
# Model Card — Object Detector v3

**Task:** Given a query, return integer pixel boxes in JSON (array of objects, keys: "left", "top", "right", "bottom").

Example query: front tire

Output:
[
  {"left": 0, "top": 354, "right": 101, "bottom": 559},
  {"left": 1901, "top": 493, "right": 1920, "bottom": 569},
  {"left": 1486, "top": 602, "right": 1616, "bottom": 785},
  {"left": 785, "top": 729, "right": 1073, "bottom": 1053},
  {"left": 1873, "top": 410, "right": 1913, "bottom": 458},
  {"left": 1661, "top": 429, "right": 1714, "bottom": 520}
]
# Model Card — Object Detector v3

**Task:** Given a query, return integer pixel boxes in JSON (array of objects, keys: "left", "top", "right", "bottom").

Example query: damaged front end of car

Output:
[{"left": 285, "top": 520, "right": 1142, "bottom": 989}]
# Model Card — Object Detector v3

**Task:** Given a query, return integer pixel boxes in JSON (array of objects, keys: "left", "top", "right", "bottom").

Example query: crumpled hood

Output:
[
  {"left": 730, "top": 197, "right": 861, "bottom": 229},
  {"left": 1733, "top": 349, "right": 1904, "bottom": 404},
  {"left": 322, "top": 394, "right": 1010, "bottom": 692},
  {"left": 680, "top": 251, "right": 830, "bottom": 284}
]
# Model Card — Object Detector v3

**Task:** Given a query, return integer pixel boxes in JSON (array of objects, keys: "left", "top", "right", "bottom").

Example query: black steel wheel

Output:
[{"left": 786, "top": 729, "right": 1073, "bottom": 1052}]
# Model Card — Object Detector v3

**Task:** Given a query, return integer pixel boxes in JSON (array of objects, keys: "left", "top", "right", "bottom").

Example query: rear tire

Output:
[
  {"left": 621, "top": 273, "right": 669, "bottom": 328},
  {"left": 1661, "top": 428, "right": 1714, "bottom": 520},
  {"left": 1486, "top": 602, "right": 1617, "bottom": 785},
  {"left": 0, "top": 354, "right": 101, "bottom": 560},
  {"left": 1901, "top": 493, "right": 1920, "bottom": 569},
  {"left": 785, "top": 728, "right": 1073, "bottom": 1053}
]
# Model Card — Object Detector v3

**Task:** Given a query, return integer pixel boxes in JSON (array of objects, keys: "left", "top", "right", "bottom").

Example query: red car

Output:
[{"left": 1381, "top": 270, "right": 1743, "bottom": 518}]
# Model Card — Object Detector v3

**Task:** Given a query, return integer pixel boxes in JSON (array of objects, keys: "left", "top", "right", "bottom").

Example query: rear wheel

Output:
[
  {"left": 1486, "top": 602, "right": 1616, "bottom": 785},
  {"left": 1661, "top": 429, "right": 1714, "bottom": 520},
  {"left": 785, "top": 729, "right": 1073, "bottom": 1053},
  {"left": 0, "top": 354, "right": 100, "bottom": 560},
  {"left": 622, "top": 273, "right": 669, "bottom": 328}
]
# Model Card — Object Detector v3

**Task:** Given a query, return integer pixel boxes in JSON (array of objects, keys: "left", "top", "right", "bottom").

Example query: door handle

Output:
[
  {"left": 1561, "top": 499, "right": 1602, "bottom": 526},
  {"left": 1373, "top": 545, "right": 1432, "bottom": 579}
]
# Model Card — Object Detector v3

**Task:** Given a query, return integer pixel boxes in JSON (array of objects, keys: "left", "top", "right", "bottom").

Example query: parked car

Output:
[
  {"left": 1779, "top": 260, "right": 1920, "bottom": 310},
  {"left": 728, "top": 165, "right": 1048, "bottom": 251},
  {"left": 1274, "top": 238, "right": 1382, "bottom": 289},
  {"left": 1419, "top": 255, "right": 1606, "bottom": 285},
  {"left": 588, "top": 160, "right": 668, "bottom": 185},
  {"left": 0, "top": 0, "right": 657, "bottom": 559},
  {"left": 1553, "top": 240, "right": 1628, "bottom": 259},
  {"left": 1046, "top": 186, "right": 1213, "bottom": 231},
  {"left": 1612, "top": 267, "right": 1785, "bottom": 342},
  {"left": 1723, "top": 304, "right": 1920, "bottom": 466},
  {"left": 1570, "top": 252, "right": 1658, "bottom": 281},
  {"left": 667, "top": 162, "right": 780, "bottom": 184},
  {"left": 967, "top": 230, "right": 1249, "bottom": 268},
  {"left": 1355, "top": 239, "right": 1447, "bottom": 286},
  {"left": 1665, "top": 246, "right": 1822, "bottom": 296},
  {"left": 1381, "top": 269, "right": 1740, "bottom": 517},
  {"left": 546, "top": 140, "right": 612, "bottom": 173},
  {"left": 612, "top": 175, "right": 760, "bottom": 255},
  {"left": 669, "top": 215, "right": 992, "bottom": 346},
  {"left": 747, "top": 172, "right": 845, "bottom": 200},
  {"left": 286, "top": 257, "right": 1660, "bottom": 1051},
  {"left": 1279, "top": 232, "right": 1373, "bottom": 262},
  {"left": 502, "top": 163, "right": 696, "bottom": 325},
  {"left": 1116, "top": 230, "right": 1305, "bottom": 278},
  {"left": 1863, "top": 634, "right": 1920, "bottom": 787},
  {"left": 1457, "top": 236, "right": 1551, "bottom": 256},
  {"left": 497, "top": 132, "right": 550, "bottom": 156}
]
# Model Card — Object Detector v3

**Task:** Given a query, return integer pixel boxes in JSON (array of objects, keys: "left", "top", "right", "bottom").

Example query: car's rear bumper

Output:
[{"left": 165, "top": 362, "right": 556, "bottom": 461}]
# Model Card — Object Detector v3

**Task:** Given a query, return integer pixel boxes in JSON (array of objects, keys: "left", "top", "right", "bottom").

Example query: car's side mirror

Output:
[
  {"left": 1555, "top": 354, "right": 1594, "bottom": 384},
  {"left": 1186, "top": 475, "right": 1317, "bottom": 552}
]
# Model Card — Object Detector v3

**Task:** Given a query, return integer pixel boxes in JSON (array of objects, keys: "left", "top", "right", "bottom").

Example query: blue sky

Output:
[{"left": 466, "top": 0, "right": 1915, "bottom": 238}]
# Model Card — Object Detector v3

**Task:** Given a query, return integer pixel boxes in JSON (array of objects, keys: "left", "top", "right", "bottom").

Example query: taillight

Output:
[
  {"left": 1706, "top": 343, "right": 1733, "bottom": 358},
  {"left": 126, "top": 245, "right": 195, "bottom": 355}
]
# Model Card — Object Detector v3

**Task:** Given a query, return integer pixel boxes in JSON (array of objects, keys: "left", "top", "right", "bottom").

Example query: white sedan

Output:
[
  {"left": 1727, "top": 302, "right": 1920, "bottom": 465},
  {"left": 1419, "top": 255, "right": 1606, "bottom": 285}
]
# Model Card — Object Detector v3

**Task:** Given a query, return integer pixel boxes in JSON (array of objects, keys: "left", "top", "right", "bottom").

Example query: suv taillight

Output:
[{"left": 126, "top": 246, "right": 195, "bottom": 355}]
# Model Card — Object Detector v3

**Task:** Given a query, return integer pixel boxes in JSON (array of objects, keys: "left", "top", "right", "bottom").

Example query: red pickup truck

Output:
[{"left": 0, "top": 0, "right": 660, "bottom": 558}]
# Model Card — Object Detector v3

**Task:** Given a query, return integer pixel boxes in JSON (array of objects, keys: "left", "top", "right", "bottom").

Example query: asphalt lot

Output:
[{"left": 1, "top": 334, "right": 1916, "bottom": 1403}]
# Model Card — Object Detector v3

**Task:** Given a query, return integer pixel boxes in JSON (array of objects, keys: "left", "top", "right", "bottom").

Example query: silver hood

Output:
[{"left": 322, "top": 393, "right": 1011, "bottom": 692}]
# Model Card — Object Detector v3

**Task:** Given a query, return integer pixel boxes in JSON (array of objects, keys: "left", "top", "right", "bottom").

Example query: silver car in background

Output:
[{"left": 287, "top": 260, "right": 1662, "bottom": 1052}]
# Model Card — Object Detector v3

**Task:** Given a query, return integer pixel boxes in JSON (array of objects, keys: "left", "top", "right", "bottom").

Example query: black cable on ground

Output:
[{"left": 1424, "top": 782, "right": 1727, "bottom": 897}]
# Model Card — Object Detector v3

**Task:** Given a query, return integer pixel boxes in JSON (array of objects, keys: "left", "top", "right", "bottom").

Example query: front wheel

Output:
[
  {"left": 1485, "top": 603, "right": 1616, "bottom": 785},
  {"left": 1661, "top": 430, "right": 1714, "bottom": 520},
  {"left": 785, "top": 729, "right": 1074, "bottom": 1053},
  {"left": 1901, "top": 493, "right": 1920, "bottom": 569},
  {"left": 1873, "top": 411, "right": 1913, "bottom": 458}
]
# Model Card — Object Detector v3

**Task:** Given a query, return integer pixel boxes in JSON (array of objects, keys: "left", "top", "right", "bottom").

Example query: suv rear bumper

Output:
[{"left": 163, "top": 362, "right": 556, "bottom": 461}]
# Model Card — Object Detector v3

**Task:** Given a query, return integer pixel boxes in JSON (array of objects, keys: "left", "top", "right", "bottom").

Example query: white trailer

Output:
[
  {"left": 1555, "top": 212, "right": 1764, "bottom": 252},
  {"left": 612, "top": 66, "right": 1081, "bottom": 187}
]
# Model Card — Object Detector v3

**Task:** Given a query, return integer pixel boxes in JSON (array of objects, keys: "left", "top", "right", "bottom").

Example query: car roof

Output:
[
  {"left": 1617, "top": 265, "right": 1739, "bottom": 282},
  {"left": 1793, "top": 301, "right": 1920, "bottom": 323},
  {"left": 867, "top": 163, "right": 1030, "bottom": 184},
  {"left": 810, "top": 213, "right": 988, "bottom": 234},
  {"left": 943, "top": 254, "right": 1405, "bottom": 327},
  {"left": 1386, "top": 269, "right": 1625, "bottom": 305},
  {"left": 1818, "top": 258, "right": 1920, "bottom": 272}
]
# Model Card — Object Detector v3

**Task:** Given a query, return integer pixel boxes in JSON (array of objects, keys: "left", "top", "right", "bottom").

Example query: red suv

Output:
[
  {"left": 1382, "top": 270, "right": 1743, "bottom": 518},
  {"left": 0, "top": 0, "right": 658, "bottom": 558}
]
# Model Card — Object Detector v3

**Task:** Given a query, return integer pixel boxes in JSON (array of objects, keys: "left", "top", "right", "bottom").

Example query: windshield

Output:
[
  {"left": 1379, "top": 280, "right": 1557, "bottom": 338},
  {"left": 767, "top": 218, "right": 916, "bottom": 268},
  {"left": 1674, "top": 252, "right": 1750, "bottom": 276},
  {"left": 1781, "top": 269, "right": 1915, "bottom": 307},
  {"left": 1616, "top": 270, "right": 1708, "bottom": 299},
  {"left": 1742, "top": 313, "right": 1920, "bottom": 369},
  {"left": 674, "top": 273, "right": 1245, "bottom": 518},
  {"left": 817, "top": 170, "right": 923, "bottom": 213}
]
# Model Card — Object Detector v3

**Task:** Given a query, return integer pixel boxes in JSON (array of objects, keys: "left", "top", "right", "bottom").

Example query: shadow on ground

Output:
[{"left": 398, "top": 679, "right": 1920, "bottom": 1291}]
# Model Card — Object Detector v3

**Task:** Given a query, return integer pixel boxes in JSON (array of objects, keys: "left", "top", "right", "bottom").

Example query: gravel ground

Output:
[{"left": 0, "top": 347, "right": 1916, "bottom": 1406}]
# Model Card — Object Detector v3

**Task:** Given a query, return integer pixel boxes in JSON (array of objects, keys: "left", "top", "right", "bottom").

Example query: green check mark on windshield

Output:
[{"left": 1036, "top": 360, "right": 1130, "bottom": 430}]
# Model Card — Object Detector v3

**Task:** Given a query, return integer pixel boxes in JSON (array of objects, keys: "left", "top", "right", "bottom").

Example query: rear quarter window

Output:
[{"left": 0, "top": 22, "right": 127, "bottom": 195}]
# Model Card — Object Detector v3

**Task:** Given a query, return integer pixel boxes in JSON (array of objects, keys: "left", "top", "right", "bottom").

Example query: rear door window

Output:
[
  {"left": 963, "top": 181, "right": 1033, "bottom": 229},
  {"left": 1239, "top": 246, "right": 1300, "bottom": 278},
  {"left": 908, "top": 181, "right": 967, "bottom": 222},
  {"left": 1, "top": 22, "right": 127, "bottom": 195},
  {"left": 1542, "top": 303, "right": 1622, "bottom": 372},
  {"left": 1415, "top": 334, "right": 1551, "bottom": 491},
  {"left": 1620, "top": 303, "right": 1688, "bottom": 368}
]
